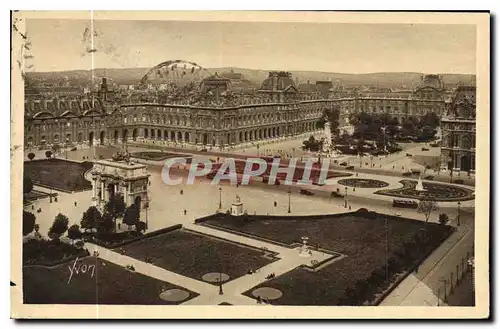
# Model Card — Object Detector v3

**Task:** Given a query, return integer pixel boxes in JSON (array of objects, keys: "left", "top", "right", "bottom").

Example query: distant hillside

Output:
[{"left": 26, "top": 67, "right": 475, "bottom": 90}]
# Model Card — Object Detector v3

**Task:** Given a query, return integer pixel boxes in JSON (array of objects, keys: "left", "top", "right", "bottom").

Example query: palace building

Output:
[
  {"left": 23, "top": 70, "right": 472, "bottom": 151},
  {"left": 440, "top": 86, "right": 476, "bottom": 173}
]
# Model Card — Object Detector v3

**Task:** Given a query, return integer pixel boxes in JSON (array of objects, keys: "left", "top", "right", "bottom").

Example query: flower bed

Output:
[
  {"left": 338, "top": 178, "right": 389, "bottom": 188},
  {"left": 375, "top": 180, "right": 475, "bottom": 201}
]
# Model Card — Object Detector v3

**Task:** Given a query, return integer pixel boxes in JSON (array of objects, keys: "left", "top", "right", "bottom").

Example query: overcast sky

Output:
[{"left": 25, "top": 19, "right": 476, "bottom": 74}]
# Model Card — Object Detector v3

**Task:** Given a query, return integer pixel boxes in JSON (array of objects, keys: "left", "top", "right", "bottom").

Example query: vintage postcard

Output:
[{"left": 10, "top": 11, "right": 490, "bottom": 319}]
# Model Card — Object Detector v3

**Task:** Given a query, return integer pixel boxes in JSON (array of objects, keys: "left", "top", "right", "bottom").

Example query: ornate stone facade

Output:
[
  {"left": 23, "top": 73, "right": 465, "bottom": 150},
  {"left": 440, "top": 86, "right": 476, "bottom": 173},
  {"left": 107, "top": 99, "right": 326, "bottom": 147},
  {"left": 24, "top": 96, "right": 107, "bottom": 148},
  {"left": 91, "top": 159, "right": 150, "bottom": 208}
]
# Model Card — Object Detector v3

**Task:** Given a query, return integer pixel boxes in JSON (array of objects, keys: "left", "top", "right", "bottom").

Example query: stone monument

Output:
[
  {"left": 299, "top": 236, "right": 311, "bottom": 257},
  {"left": 91, "top": 148, "right": 150, "bottom": 209},
  {"left": 318, "top": 120, "right": 341, "bottom": 158},
  {"left": 415, "top": 176, "right": 425, "bottom": 192},
  {"left": 231, "top": 195, "right": 244, "bottom": 216}
]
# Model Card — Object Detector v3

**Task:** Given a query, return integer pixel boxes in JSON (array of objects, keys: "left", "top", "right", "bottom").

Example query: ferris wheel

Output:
[{"left": 139, "top": 60, "right": 211, "bottom": 89}]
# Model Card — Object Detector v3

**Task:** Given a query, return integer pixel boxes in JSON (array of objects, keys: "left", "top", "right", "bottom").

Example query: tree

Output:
[
  {"left": 302, "top": 135, "right": 323, "bottom": 152},
  {"left": 136, "top": 221, "right": 147, "bottom": 233},
  {"left": 48, "top": 213, "right": 69, "bottom": 240},
  {"left": 104, "top": 194, "right": 126, "bottom": 219},
  {"left": 45, "top": 150, "right": 53, "bottom": 159},
  {"left": 67, "top": 224, "right": 82, "bottom": 243},
  {"left": 123, "top": 204, "right": 140, "bottom": 229},
  {"left": 80, "top": 206, "right": 102, "bottom": 232},
  {"left": 419, "top": 112, "right": 440, "bottom": 129},
  {"left": 417, "top": 125, "right": 437, "bottom": 142},
  {"left": 27, "top": 152, "right": 35, "bottom": 161},
  {"left": 23, "top": 211, "right": 36, "bottom": 236},
  {"left": 23, "top": 177, "right": 33, "bottom": 194},
  {"left": 51, "top": 144, "right": 61, "bottom": 155},
  {"left": 438, "top": 213, "right": 450, "bottom": 225},
  {"left": 98, "top": 211, "right": 115, "bottom": 233},
  {"left": 417, "top": 200, "right": 439, "bottom": 223}
]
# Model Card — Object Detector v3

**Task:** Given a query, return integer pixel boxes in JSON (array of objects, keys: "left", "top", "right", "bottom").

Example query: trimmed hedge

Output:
[{"left": 84, "top": 224, "right": 183, "bottom": 249}]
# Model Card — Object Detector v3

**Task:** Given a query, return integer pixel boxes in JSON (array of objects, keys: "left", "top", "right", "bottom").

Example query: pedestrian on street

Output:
[
  {"left": 184, "top": 209, "right": 187, "bottom": 215},
  {"left": 74, "top": 201, "right": 77, "bottom": 207}
]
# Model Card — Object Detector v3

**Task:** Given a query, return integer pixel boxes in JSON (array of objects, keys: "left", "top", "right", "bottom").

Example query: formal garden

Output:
[
  {"left": 337, "top": 178, "right": 390, "bottom": 188},
  {"left": 24, "top": 158, "right": 93, "bottom": 192},
  {"left": 23, "top": 258, "right": 197, "bottom": 304},
  {"left": 118, "top": 228, "right": 278, "bottom": 284},
  {"left": 199, "top": 211, "right": 454, "bottom": 305},
  {"left": 304, "top": 111, "right": 441, "bottom": 157},
  {"left": 375, "top": 179, "right": 475, "bottom": 202}
]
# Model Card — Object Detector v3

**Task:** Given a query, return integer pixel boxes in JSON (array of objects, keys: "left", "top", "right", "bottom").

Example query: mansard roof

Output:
[{"left": 24, "top": 96, "right": 107, "bottom": 119}]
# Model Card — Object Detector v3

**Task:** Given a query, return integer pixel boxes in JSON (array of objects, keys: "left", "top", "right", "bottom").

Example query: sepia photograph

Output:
[{"left": 10, "top": 11, "right": 490, "bottom": 319}]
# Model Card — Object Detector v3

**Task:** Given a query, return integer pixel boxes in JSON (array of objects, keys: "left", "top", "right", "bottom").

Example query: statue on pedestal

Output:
[{"left": 415, "top": 176, "right": 425, "bottom": 192}]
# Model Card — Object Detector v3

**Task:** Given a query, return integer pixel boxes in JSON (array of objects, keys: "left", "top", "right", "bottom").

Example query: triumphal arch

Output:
[{"left": 90, "top": 149, "right": 150, "bottom": 209}]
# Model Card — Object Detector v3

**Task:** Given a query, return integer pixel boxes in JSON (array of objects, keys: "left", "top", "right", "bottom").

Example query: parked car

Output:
[
  {"left": 424, "top": 175, "right": 435, "bottom": 180},
  {"left": 339, "top": 161, "right": 348, "bottom": 166},
  {"left": 70, "top": 147, "right": 77, "bottom": 151},
  {"left": 421, "top": 147, "right": 429, "bottom": 151},
  {"left": 402, "top": 172, "right": 413, "bottom": 177},
  {"left": 346, "top": 165, "right": 355, "bottom": 170},
  {"left": 406, "top": 153, "right": 413, "bottom": 157},
  {"left": 430, "top": 142, "right": 440, "bottom": 147}
]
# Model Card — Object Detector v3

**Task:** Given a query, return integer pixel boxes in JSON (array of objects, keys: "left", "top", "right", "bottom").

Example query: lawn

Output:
[
  {"left": 23, "top": 258, "right": 197, "bottom": 304},
  {"left": 118, "top": 228, "right": 277, "bottom": 283},
  {"left": 201, "top": 212, "right": 453, "bottom": 305},
  {"left": 24, "top": 159, "right": 93, "bottom": 192},
  {"left": 131, "top": 151, "right": 188, "bottom": 161}
]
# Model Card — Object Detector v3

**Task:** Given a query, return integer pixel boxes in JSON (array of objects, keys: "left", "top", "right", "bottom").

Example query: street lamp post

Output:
[
  {"left": 145, "top": 191, "right": 149, "bottom": 231},
  {"left": 457, "top": 201, "right": 461, "bottom": 227},
  {"left": 381, "top": 126, "right": 387, "bottom": 152},
  {"left": 218, "top": 273, "right": 224, "bottom": 295},
  {"left": 440, "top": 279, "right": 448, "bottom": 303},
  {"left": 65, "top": 138, "right": 68, "bottom": 160},
  {"left": 287, "top": 188, "right": 291, "bottom": 214},
  {"left": 218, "top": 186, "right": 222, "bottom": 210},
  {"left": 344, "top": 186, "right": 348, "bottom": 208}
]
